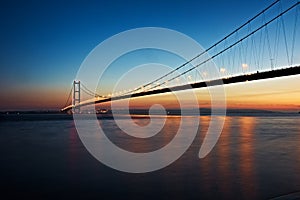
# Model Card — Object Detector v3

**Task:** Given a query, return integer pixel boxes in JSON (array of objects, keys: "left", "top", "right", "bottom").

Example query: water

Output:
[{"left": 1, "top": 114, "right": 300, "bottom": 199}]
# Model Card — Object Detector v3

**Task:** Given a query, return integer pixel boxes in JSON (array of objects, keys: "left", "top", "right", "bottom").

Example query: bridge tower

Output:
[{"left": 73, "top": 80, "right": 81, "bottom": 113}]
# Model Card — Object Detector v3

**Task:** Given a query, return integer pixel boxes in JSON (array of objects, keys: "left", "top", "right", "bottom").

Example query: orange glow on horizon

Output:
[
  {"left": 1, "top": 86, "right": 69, "bottom": 111},
  {"left": 1, "top": 75, "right": 299, "bottom": 111}
]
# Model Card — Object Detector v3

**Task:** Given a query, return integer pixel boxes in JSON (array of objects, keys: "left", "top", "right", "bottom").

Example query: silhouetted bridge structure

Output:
[{"left": 61, "top": 65, "right": 300, "bottom": 112}]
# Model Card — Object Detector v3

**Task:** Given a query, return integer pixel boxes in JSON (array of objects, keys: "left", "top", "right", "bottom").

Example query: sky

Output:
[{"left": 0, "top": 0, "right": 299, "bottom": 111}]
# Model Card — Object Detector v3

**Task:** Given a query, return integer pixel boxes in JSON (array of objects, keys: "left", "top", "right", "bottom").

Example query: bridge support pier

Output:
[{"left": 73, "top": 80, "right": 81, "bottom": 114}]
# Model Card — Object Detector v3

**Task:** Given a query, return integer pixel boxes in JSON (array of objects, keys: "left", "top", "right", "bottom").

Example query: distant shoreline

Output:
[{"left": 0, "top": 108, "right": 298, "bottom": 115}]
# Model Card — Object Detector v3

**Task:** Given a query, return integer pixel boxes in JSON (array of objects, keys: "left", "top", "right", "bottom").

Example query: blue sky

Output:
[{"left": 1, "top": 0, "right": 299, "bottom": 110}]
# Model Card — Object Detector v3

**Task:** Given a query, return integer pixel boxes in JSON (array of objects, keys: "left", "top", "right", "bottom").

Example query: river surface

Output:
[{"left": 1, "top": 113, "right": 300, "bottom": 199}]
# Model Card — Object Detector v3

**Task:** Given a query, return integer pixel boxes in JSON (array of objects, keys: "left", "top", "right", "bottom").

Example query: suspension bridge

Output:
[{"left": 61, "top": 0, "right": 300, "bottom": 113}]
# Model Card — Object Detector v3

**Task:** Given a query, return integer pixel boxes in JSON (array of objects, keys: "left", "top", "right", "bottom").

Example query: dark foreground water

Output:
[{"left": 1, "top": 114, "right": 300, "bottom": 199}]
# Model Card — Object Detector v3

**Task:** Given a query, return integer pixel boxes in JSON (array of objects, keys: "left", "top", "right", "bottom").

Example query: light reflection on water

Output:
[
  {"left": 238, "top": 117, "right": 257, "bottom": 199},
  {"left": 79, "top": 115, "right": 300, "bottom": 199},
  {"left": 0, "top": 115, "right": 300, "bottom": 199}
]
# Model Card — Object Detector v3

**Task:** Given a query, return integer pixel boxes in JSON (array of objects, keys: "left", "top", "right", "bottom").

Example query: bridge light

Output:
[
  {"left": 242, "top": 63, "right": 248, "bottom": 68},
  {"left": 220, "top": 68, "right": 226, "bottom": 73}
]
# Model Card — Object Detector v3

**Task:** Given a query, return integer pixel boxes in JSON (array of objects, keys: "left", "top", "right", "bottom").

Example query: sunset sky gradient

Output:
[{"left": 0, "top": 0, "right": 299, "bottom": 111}]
